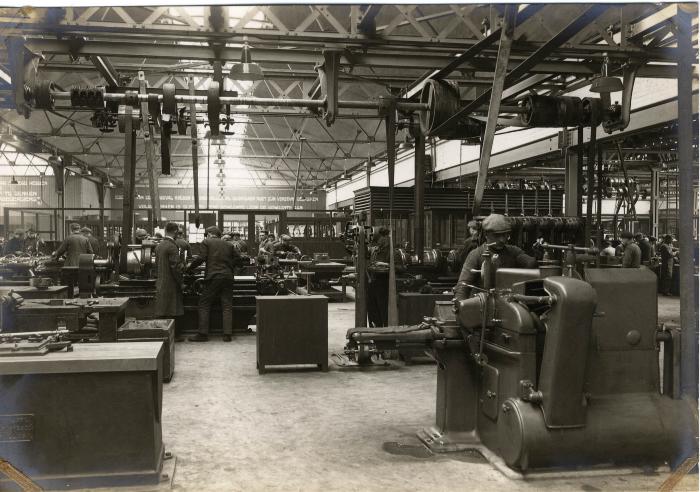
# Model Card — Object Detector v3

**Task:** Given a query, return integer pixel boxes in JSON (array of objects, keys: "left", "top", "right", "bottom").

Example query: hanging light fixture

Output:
[
  {"left": 590, "top": 56, "right": 623, "bottom": 93},
  {"left": 229, "top": 43, "right": 264, "bottom": 81}
]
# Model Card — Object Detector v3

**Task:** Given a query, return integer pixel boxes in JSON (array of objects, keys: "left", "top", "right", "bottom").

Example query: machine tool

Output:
[
  {"left": 344, "top": 253, "right": 697, "bottom": 473},
  {"left": 296, "top": 253, "right": 347, "bottom": 300}
]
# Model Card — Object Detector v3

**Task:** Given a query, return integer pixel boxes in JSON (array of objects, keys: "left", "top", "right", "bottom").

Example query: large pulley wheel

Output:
[
  {"left": 207, "top": 81, "right": 221, "bottom": 137},
  {"left": 419, "top": 79, "right": 482, "bottom": 140},
  {"left": 162, "top": 83, "right": 177, "bottom": 116},
  {"left": 34, "top": 79, "right": 56, "bottom": 110}
]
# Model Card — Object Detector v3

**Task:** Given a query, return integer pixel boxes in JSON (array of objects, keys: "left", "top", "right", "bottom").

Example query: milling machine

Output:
[{"left": 345, "top": 253, "right": 697, "bottom": 473}]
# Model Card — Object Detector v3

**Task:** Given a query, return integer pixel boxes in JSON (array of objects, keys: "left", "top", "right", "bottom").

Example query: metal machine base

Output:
[
  {"left": 0, "top": 452, "right": 176, "bottom": 491},
  {"left": 416, "top": 426, "right": 671, "bottom": 481}
]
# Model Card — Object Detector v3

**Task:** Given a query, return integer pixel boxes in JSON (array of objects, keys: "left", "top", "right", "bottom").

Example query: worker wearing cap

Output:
[
  {"left": 81, "top": 227, "right": 102, "bottom": 258},
  {"left": 231, "top": 232, "right": 249, "bottom": 255},
  {"left": 24, "top": 229, "right": 45, "bottom": 255},
  {"left": 134, "top": 228, "right": 149, "bottom": 245},
  {"left": 154, "top": 222, "right": 185, "bottom": 326},
  {"left": 53, "top": 222, "right": 93, "bottom": 266},
  {"left": 186, "top": 226, "right": 242, "bottom": 342},
  {"left": 658, "top": 234, "right": 678, "bottom": 295},
  {"left": 454, "top": 214, "right": 537, "bottom": 301},
  {"left": 267, "top": 234, "right": 302, "bottom": 257},
  {"left": 620, "top": 231, "right": 641, "bottom": 268}
]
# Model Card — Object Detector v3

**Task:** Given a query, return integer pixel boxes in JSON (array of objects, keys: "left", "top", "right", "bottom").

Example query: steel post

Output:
[
  {"left": 472, "top": 5, "right": 516, "bottom": 215},
  {"left": 413, "top": 125, "right": 426, "bottom": 258},
  {"left": 384, "top": 100, "right": 399, "bottom": 327},
  {"left": 354, "top": 215, "right": 368, "bottom": 329},
  {"left": 676, "top": 6, "right": 698, "bottom": 399}
]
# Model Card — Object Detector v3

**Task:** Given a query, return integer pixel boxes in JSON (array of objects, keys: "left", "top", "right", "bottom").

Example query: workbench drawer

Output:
[{"left": 255, "top": 296, "right": 328, "bottom": 374}]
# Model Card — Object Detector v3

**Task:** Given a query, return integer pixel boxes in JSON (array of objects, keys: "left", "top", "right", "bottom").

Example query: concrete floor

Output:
[{"left": 130, "top": 293, "right": 696, "bottom": 492}]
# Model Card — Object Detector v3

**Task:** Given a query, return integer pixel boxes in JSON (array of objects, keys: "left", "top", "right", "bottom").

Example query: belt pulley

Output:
[
  {"left": 207, "top": 80, "right": 221, "bottom": 137},
  {"left": 160, "top": 83, "right": 177, "bottom": 174}
]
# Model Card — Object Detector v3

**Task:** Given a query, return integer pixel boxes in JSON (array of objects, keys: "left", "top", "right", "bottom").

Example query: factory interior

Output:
[{"left": 0, "top": 2, "right": 699, "bottom": 491}]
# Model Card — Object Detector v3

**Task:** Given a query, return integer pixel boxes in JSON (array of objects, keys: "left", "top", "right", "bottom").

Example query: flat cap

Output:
[
  {"left": 80, "top": 227, "right": 92, "bottom": 234},
  {"left": 135, "top": 228, "right": 148, "bottom": 237},
  {"left": 620, "top": 231, "right": 634, "bottom": 239},
  {"left": 481, "top": 214, "right": 511, "bottom": 234},
  {"left": 280, "top": 234, "right": 292, "bottom": 241},
  {"left": 205, "top": 226, "right": 222, "bottom": 237}
]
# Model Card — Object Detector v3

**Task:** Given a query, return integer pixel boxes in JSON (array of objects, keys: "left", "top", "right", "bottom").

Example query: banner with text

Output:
[{"left": 113, "top": 187, "right": 326, "bottom": 211}]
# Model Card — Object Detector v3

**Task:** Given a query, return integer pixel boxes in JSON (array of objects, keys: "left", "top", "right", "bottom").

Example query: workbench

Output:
[{"left": 0, "top": 342, "right": 166, "bottom": 489}]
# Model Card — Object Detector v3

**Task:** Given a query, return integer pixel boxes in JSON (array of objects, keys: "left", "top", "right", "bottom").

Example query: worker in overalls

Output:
[
  {"left": 267, "top": 234, "right": 302, "bottom": 258},
  {"left": 454, "top": 214, "right": 536, "bottom": 301},
  {"left": 154, "top": 222, "right": 185, "bottom": 338},
  {"left": 187, "top": 226, "right": 242, "bottom": 342},
  {"left": 81, "top": 227, "right": 102, "bottom": 258}
]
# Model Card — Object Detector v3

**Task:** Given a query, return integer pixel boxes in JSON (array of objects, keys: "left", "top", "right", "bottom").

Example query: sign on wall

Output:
[{"left": 114, "top": 187, "right": 327, "bottom": 211}]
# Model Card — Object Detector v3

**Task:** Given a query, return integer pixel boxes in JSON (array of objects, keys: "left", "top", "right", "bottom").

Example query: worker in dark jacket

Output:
[
  {"left": 4, "top": 230, "right": 25, "bottom": 255},
  {"left": 53, "top": 223, "right": 93, "bottom": 266},
  {"left": 621, "top": 231, "right": 641, "bottom": 268},
  {"left": 658, "top": 234, "right": 677, "bottom": 295},
  {"left": 154, "top": 222, "right": 184, "bottom": 320},
  {"left": 231, "top": 232, "right": 248, "bottom": 255},
  {"left": 455, "top": 214, "right": 536, "bottom": 301},
  {"left": 635, "top": 233, "right": 652, "bottom": 265},
  {"left": 174, "top": 227, "right": 191, "bottom": 263},
  {"left": 81, "top": 227, "right": 102, "bottom": 258},
  {"left": 266, "top": 234, "right": 302, "bottom": 257},
  {"left": 457, "top": 220, "right": 480, "bottom": 267},
  {"left": 187, "top": 226, "right": 242, "bottom": 342}
]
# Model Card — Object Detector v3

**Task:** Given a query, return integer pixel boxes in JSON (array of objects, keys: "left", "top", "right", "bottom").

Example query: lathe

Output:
[{"left": 345, "top": 258, "right": 697, "bottom": 472}]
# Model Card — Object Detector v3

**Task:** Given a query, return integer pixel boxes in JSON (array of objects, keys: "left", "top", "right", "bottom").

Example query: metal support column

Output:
[
  {"left": 138, "top": 71, "right": 161, "bottom": 230},
  {"left": 472, "top": 5, "right": 516, "bottom": 215},
  {"left": 354, "top": 213, "right": 368, "bottom": 329},
  {"left": 188, "top": 75, "right": 200, "bottom": 227},
  {"left": 596, "top": 143, "right": 603, "bottom": 262},
  {"left": 564, "top": 134, "right": 580, "bottom": 217},
  {"left": 119, "top": 106, "right": 137, "bottom": 273},
  {"left": 651, "top": 168, "right": 659, "bottom": 238},
  {"left": 676, "top": 5, "right": 697, "bottom": 399},
  {"left": 365, "top": 158, "right": 371, "bottom": 187},
  {"left": 383, "top": 98, "right": 399, "bottom": 327},
  {"left": 97, "top": 182, "right": 105, "bottom": 239},
  {"left": 413, "top": 124, "right": 426, "bottom": 258}
]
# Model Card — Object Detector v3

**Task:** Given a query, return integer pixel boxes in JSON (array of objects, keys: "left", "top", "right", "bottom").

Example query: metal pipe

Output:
[
  {"left": 384, "top": 98, "right": 399, "bottom": 327},
  {"left": 53, "top": 91, "right": 429, "bottom": 111},
  {"left": 676, "top": 5, "right": 697, "bottom": 400}
]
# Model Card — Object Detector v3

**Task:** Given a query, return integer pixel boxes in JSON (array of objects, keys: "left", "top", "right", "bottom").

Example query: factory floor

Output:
[{"left": 126, "top": 295, "right": 696, "bottom": 491}]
